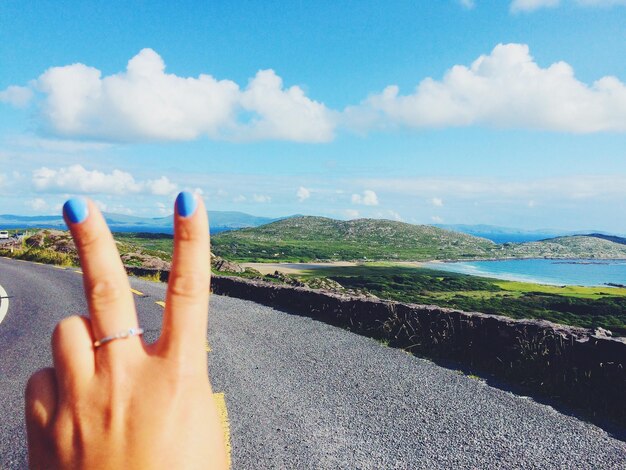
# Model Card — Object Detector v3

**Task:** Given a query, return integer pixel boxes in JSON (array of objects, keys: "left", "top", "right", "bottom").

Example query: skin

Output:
[{"left": 24, "top": 197, "right": 228, "bottom": 469}]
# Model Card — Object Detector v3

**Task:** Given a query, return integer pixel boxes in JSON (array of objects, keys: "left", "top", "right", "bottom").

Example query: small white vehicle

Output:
[{"left": 0, "top": 231, "right": 9, "bottom": 239}]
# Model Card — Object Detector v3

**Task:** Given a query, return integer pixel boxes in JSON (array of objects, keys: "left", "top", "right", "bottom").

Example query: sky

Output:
[{"left": 1, "top": 0, "right": 626, "bottom": 232}]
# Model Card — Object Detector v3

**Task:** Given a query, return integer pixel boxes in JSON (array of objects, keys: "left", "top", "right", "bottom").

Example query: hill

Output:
[
  {"left": 0, "top": 210, "right": 289, "bottom": 234},
  {"left": 212, "top": 216, "right": 498, "bottom": 262},
  {"left": 212, "top": 216, "right": 626, "bottom": 262}
]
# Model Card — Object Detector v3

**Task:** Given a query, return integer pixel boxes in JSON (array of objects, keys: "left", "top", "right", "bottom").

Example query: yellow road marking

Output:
[
  {"left": 53, "top": 266, "right": 65, "bottom": 270},
  {"left": 74, "top": 270, "right": 83, "bottom": 274},
  {"left": 130, "top": 288, "right": 144, "bottom": 296},
  {"left": 212, "top": 393, "right": 231, "bottom": 469},
  {"left": 34, "top": 262, "right": 44, "bottom": 265},
  {"left": 155, "top": 301, "right": 165, "bottom": 308},
  {"left": 205, "top": 340, "right": 211, "bottom": 352}
]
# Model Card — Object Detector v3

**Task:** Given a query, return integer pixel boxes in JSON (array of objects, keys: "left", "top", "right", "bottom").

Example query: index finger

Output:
[
  {"left": 158, "top": 192, "right": 211, "bottom": 362},
  {"left": 63, "top": 198, "right": 140, "bottom": 360}
]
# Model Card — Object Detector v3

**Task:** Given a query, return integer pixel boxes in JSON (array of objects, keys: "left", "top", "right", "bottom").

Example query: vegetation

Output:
[
  {"left": 5, "top": 226, "right": 626, "bottom": 336},
  {"left": 212, "top": 216, "right": 498, "bottom": 262},
  {"left": 298, "top": 265, "right": 626, "bottom": 335},
  {"left": 212, "top": 216, "right": 626, "bottom": 262}
]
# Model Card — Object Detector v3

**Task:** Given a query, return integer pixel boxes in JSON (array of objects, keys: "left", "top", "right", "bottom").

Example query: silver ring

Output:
[{"left": 93, "top": 328, "right": 144, "bottom": 348}]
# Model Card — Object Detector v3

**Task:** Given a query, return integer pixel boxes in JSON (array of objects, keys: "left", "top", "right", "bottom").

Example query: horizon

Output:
[
  {"left": 1, "top": 1, "right": 626, "bottom": 231},
  {"left": 1, "top": 209, "right": 623, "bottom": 237}
]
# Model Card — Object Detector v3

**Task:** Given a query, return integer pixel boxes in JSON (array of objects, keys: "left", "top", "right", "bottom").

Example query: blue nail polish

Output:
[
  {"left": 63, "top": 197, "right": 89, "bottom": 224},
  {"left": 176, "top": 191, "right": 197, "bottom": 218}
]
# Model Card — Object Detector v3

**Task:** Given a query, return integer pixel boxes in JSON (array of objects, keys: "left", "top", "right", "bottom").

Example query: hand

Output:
[{"left": 24, "top": 193, "right": 227, "bottom": 469}]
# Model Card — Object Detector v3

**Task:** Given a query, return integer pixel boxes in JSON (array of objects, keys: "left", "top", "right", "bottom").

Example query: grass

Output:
[
  {"left": 494, "top": 280, "right": 626, "bottom": 299},
  {"left": 298, "top": 264, "right": 626, "bottom": 335},
  {"left": 0, "top": 247, "right": 75, "bottom": 266}
]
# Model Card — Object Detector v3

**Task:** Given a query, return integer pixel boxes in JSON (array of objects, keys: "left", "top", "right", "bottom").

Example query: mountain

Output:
[
  {"left": 212, "top": 216, "right": 498, "bottom": 261},
  {"left": 0, "top": 211, "right": 291, "bottom": 234},
  {"left": 580, "top": 233, "right": 626, "bottom": 246},
  {"left": 212, "top": 216, "right": 626, "bottom": 262},
  {"left": 434, "top": 224, "right": 617, "bottom": 243}
]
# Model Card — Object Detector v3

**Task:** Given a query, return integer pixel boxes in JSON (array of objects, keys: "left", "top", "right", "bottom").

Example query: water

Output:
[{"left": 423, "top": 259, "right": 626, "bottom": 287}]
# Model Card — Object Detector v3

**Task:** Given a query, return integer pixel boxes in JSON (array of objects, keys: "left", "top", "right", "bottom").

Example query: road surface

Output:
[{"left": 1, "top": 256, "right": 625, "bottom": 469}]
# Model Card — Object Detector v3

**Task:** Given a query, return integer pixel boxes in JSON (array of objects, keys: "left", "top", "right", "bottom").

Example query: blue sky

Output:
[{"left": 1, "top": 0, "right": 626, "bottom": 231}]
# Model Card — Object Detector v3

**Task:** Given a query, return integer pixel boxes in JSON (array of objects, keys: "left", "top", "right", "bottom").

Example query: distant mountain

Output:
[
  {"left": 434, "top": 224, "right": 615, "bottom": 244},
  {"left": 0, "top": 211, "right": 292, "bottom": 234},
  {"left": 213, "top": 216, "right": 626, "bottom": 262}
]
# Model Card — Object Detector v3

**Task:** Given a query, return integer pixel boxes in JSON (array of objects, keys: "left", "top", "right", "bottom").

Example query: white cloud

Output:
[
  {"left": 146, "top": 176, "right": 177, "bottom": 196},
  {"left": 510, "top": 0, "right": 560, "bottom": 12},
  {"left": 431, "top": 197, "right": 444, "bottom": 207},
  {"left": 296, "top": 186, "right": 311, "bottom": 202},
  {"left": 528, "top": 200, "right": 536, "bottom": 207},
  {"left": 345, "top": 209, "right": 360, "bottom": 219},
  {"left": 240, "top": 70, "right": 335, "bottom": 142},
  {"left": 348, "top": 43, "right": 626, "bottom": 133},
  {"left": 32, "top": 164, "right": 178, "bottom": 196},
  {"left": 459, "top": 0, "right": 476, "bottom": 9},
  {"left": 0, "top": 85, "right": 33, "bottom": 108},
  {"left": 28, "top": 198, "right": 48, "bottom": 211},
  {"left": 351, "top": 189, "right": 379, "bottom": 206},
  {"left": 252, "top": 194, "right": 271, "bottom": 203},
  {"left": 233, "top": 195, "right": 246, "bottom": 203},
  {"left": 3, "top": 48, "right": 333, "bottom": 143},
  {"left": 431, "top": 216, "right": 444, "bottom": 223}
]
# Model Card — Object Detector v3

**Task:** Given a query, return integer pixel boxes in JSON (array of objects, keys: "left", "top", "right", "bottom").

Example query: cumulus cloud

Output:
[
  {"left": 459, "top": 0, "right": 476, "bottom": 9},
  {"left": 0, "top": 85, "right": 33, "bottom": 108},
  {"left": 351, "top": 189, "right": 379, "bottom": 206},
  {"left": 431, "top": 197, "right": 444, "bottom": 207},
  {"left": 345, "top": 209, "right": 360, "bottom": 219},
  {"left": 2, "top": 48, "right": 333, "bottom": 143},
  {"left": 431, "top": 216, "right": 444, "bottom": 223},
  {"left": 32, "top": 164, "right": 178, "bottom": 196},
  {"left": 297, "top": 186, "right": 311, "bottom": 202},
  {"left": 348, "top": 43, "right": 626, "bottom": 133}
]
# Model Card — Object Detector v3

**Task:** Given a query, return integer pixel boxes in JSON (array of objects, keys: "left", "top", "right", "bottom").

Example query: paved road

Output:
[{"left": 1, "top": 256, "right": 625, "bottom": 469}]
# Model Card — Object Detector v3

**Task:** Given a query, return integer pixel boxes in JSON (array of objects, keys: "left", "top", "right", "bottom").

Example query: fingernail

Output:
[
  {"left": 176, "top": 191, "right": 197, "bottom": 218},
  {"left": 63, "top": 197, "right": 89, "bottom": 224}
]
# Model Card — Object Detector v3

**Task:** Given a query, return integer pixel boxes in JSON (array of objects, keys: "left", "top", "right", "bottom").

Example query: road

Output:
[{"left": 1, "top": 256, "right": 625, "bottom": 469}]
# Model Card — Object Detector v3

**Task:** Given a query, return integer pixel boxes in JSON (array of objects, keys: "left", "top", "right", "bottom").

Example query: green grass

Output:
[
  {"left": 0, "top": 247, "right": 75, "bottom": 266},
  {"left": 114, "top": 233, "right": 173, "bottom": 261},
  {"left": 494, "top": 280, "right": 626, "bottom": 299},
  {"left": 299, "top": 265, "right": 626, "bottom": 335}
]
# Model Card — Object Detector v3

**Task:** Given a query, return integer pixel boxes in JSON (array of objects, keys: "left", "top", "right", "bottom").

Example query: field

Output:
[{"left": 298, "top": 265, "right": 626, "bottom": 335}]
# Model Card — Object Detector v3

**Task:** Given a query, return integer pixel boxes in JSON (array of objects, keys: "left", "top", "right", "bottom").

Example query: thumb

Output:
[{"left": 25, "top": 368, "right": 58, "bottom": 464}]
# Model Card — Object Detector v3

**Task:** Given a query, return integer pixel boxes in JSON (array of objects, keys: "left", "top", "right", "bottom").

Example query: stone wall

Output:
[{"left": 125, "top": 266, "right": 626, "bottom": 425}]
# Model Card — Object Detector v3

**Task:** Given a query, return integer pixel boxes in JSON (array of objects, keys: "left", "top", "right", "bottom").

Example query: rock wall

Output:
[{"left": 125, "top": 266, "right": 626, "bottom": 425}]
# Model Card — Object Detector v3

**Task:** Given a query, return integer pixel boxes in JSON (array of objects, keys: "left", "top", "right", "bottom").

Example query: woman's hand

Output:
[{"left": 24, "top": 192, "right": 227, "bottom": 469}]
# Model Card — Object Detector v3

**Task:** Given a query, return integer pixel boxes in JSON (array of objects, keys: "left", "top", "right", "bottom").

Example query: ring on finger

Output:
[{"left": 93, "top": 327, "right": 144, "bottom": 348}]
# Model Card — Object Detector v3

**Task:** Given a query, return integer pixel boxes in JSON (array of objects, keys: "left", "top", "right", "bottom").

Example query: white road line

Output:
[{"left": 0, "top": 284, "right": 9, "bottom": 326}]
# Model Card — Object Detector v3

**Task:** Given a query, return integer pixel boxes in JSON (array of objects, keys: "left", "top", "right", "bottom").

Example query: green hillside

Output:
[
  {"left": 212, "top": 216, "right": 498, "bottom": 262},
  {"left": 212, "top": 216, "right": 626, "bottom": 262}
]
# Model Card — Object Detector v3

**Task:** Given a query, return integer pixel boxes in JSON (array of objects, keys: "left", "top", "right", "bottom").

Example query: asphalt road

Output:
[{"left": 1, "top": 256, "right": 626, "bottom": 469}]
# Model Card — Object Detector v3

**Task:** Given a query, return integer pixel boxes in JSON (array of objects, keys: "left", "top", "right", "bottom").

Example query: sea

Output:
[{"left": 423, "top": 259, "right": 626, "bottom": 287}]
